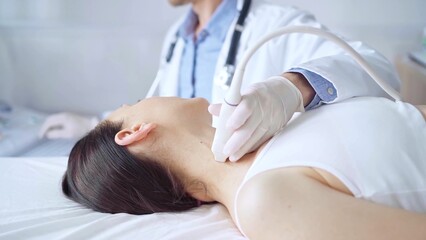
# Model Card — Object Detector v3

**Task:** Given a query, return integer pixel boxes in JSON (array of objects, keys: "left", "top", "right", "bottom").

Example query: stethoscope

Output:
[{"left": 164, "top": 0, "right": 252, "bottom": 90}]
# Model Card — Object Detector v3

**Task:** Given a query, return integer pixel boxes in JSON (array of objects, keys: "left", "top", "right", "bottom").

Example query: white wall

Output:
[
  {"left": 275, "top": 0, "right": 426, "bottom": 60},
  {"left": 0, "top": 0, "right": 425, "bottom": 114}
]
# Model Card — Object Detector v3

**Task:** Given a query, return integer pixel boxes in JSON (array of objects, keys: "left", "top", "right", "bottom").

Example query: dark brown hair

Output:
[{"left": 62, "top": 120, "right": 199, "bottom": 214}]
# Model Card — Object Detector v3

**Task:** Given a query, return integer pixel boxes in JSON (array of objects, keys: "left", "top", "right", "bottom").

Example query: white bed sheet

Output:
[{"left": 0, "top": 157, "right": 246, "bottom": 240}]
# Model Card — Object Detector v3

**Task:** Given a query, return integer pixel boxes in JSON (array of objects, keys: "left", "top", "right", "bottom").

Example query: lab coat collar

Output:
[{"left": 177, "top": 10, "right": 197, "bottom": 41}]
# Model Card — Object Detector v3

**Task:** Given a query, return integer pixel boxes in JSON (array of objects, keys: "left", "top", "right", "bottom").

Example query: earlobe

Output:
[{"left": 115, "top": 123, "right": 157, "bottom": 146}]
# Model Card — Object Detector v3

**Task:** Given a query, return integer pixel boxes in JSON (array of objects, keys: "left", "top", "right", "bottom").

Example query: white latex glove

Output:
[
  {"left": 39, "top": 112, "right": 99, "bottom": 139},
  {"left": 208, "top": 76, "right": 304, "bottom": 162}
]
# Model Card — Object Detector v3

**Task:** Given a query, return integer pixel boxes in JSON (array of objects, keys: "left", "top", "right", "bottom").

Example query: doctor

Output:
[{"left": 40, "top": 0, "right": 400, "bottom": 161}]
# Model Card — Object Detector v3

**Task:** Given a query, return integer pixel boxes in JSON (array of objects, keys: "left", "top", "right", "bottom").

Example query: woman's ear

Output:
[{"left": 115, "top": 123, "right": 157, "bottom": 146}]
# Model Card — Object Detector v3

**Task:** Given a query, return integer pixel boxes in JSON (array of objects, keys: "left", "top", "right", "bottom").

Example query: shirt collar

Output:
[{"left": 178, "top": 0, "right": 238, "bottom": 42}]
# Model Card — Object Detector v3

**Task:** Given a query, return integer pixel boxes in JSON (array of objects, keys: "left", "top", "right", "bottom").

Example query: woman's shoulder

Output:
[
  {"left": 237, "top": 167, "right": 350, "bottom": 208},
  {"left": 234, "top": 167, "right": 334, "bottom": 238},
  {"left": 235, "top": 164, "right": 426, "bottom": 240}
]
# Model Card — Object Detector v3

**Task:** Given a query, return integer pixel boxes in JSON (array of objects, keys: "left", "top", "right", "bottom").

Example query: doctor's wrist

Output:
[{"left": 282, "top": 72, "right": 315, "bottom": 107}]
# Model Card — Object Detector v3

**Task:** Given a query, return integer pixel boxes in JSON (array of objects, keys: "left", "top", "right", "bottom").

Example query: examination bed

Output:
[
  {"left": 0, "top": 106, "right": 245, "bottom": 239},
  {"left": 0, "top": 156, "right": 245, "bottom": 239}
]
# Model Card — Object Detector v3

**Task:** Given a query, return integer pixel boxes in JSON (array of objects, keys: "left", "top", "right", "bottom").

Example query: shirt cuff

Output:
[{"left": 288, "top": 68, "right": 337, "bottom": 110}]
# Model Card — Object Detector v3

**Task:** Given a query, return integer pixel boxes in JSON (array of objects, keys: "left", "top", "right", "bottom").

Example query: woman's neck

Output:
[
  {"left": 195, "top": 139, "right": 271, "bottom": 211},
  {"left": 168, "top": 122, "right": 270, "bottom": 211},
  {"left": 206, "top": 153, "right": 255, "bottom": 206}
]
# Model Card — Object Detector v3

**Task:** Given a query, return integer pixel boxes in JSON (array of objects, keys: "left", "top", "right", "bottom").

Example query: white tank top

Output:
[{"left": 234, "top": 97, "right": 426, "bottom": 234}]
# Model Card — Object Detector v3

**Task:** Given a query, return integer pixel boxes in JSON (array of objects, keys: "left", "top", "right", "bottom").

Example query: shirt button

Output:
[
  {"left": 327, "top": 87, "right": 334, "bottom": 95},
  {"left": 199, "top": 30, "right": 208, "bottom": 39}
]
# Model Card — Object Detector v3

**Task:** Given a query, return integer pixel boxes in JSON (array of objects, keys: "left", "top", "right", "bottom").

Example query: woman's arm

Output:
[{"left": 237, "top": 168, "right": 426, "bottom": 240}]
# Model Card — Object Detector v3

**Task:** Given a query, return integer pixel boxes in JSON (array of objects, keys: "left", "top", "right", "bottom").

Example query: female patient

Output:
[{"left": 62, "top": 96, "right": 426, "bottom": 239}]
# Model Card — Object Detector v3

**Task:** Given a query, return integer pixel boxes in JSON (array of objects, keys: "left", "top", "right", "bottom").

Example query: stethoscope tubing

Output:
[{"left": 146, "top": 0, "right": 252, "bottom": 99}]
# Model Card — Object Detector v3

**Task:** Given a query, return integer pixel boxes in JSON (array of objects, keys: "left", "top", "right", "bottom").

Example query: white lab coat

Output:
[{"left": 151, "top": 0, "right": 400, "bottom": 104}]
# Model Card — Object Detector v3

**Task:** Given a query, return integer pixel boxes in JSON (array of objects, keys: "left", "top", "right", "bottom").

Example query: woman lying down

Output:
[{"left": 62, "top": 95, "right": 426, "bottom": 239}]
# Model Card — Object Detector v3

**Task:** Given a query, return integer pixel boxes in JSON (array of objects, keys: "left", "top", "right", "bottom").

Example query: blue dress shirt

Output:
[{"left": 178, "top": 0, "right": 237, "bottom": 101}]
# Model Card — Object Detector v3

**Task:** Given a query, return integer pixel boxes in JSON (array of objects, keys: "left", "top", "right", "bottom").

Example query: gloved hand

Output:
[
  {"left": 39, "top": 112, "right": 99, "bottom": 139},
  {"left": 208, "top": 76, "right": 304, "bottom": 162}
]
